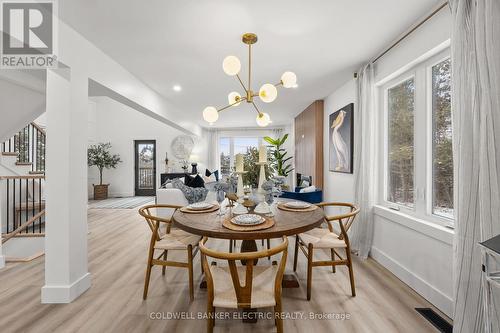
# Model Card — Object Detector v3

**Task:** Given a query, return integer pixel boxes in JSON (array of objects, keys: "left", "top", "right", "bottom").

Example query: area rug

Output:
[{"left": 88, "top": 196, "right": 155, "bottom": 209}]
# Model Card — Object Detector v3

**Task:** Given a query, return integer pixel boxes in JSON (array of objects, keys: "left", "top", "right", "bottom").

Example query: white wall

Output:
[
  {"left": 321, "top": 6, "right": 454, "bottom": 318},
  {"left": 323, "top": 79, "right": 357, "bottom": 203},
  {"left": 0, "top": 78, "right": 45, "bottom": 142},
  {"left": 375, "top": 8, "right": 451, "bottom": 84},
  {"left": 88, "top": 97, "right": 208, "bottom": 198}
]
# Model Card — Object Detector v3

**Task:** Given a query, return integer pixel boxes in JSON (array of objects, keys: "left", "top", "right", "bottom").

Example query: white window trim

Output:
[
  {"left": 380, "top": 72, "right": 417, "bottom": 215},
  {"left": 425, "top": 51, "right": 453, "bottom": 222},
  {"left": 377, "top": 48, "right": 453, "bottom": 228}
]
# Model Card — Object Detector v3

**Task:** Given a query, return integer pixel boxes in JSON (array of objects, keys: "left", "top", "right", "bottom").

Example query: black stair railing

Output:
[
  {"left": 1, "top": 122, "right": 46, "bottom": 173},
  {"left": 0, "top": 175, "right": 45, "bottom": 237}
]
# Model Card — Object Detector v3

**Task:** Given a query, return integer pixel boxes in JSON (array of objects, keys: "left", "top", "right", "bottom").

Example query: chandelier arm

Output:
[
  {"left": 235, "top": 74, "right": 248, "bottom": 93},
  {"left": 274, "top": 81, "right": 284, "bottom": 87},
  {"left": 248, "top": 44, "right": 252, "bottom": 91},
  {"left": 251, "top": 101, "right": 263, "bottom": 116},
  {"left": 217, "top": 97, "right": 247, "bottom": 113}
]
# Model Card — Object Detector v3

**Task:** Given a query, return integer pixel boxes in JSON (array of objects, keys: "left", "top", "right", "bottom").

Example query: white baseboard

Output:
[
  {"left": 41, "top": 272, "right": 91, "bottom": 303},
  {"left": 370, "top": 246, "right": 453, "bottom": 319},
  {"left": 0, "top": 255, "right": 5, "bottom": 269}
]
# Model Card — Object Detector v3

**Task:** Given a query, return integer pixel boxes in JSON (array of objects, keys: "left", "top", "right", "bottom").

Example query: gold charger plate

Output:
[
  {"left": 222, "top": 217, "right": 275, "bottom": 231},
  {"left": 277, "top": 203, "right": 318, "bottom": 212},
  {"left": 180, "top": 204, "right": 220, "bottom": 214}
]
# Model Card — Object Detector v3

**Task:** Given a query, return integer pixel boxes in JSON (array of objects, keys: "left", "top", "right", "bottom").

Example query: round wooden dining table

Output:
[{"left": 172, "top": 201, "right": 325, "bottom": 287}]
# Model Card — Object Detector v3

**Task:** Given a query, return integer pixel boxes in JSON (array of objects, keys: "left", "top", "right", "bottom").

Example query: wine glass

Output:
[{"left": 216, "top": 189, "right": 225, "bottom": 216}]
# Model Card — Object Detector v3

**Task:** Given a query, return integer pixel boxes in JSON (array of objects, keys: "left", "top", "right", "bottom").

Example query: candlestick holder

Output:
[
  {"left": 256, "top": 162, "right": 267, "bottom": 193},
  {"left": 235, "top": 171, "right": 247, "bottom": 198}
]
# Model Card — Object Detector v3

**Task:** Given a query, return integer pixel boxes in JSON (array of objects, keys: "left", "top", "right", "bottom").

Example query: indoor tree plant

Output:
[
  {"left": 88, "top": 142, "right": 122, "bottom": 200},
  {"left": 264, "top": 134, "right": 294, "bottom": 189},
  {"left": 242, "top": 146, "right": 271, "bottom": 187}
]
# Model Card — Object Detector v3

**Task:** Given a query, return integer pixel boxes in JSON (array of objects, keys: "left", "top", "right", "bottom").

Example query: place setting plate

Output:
[
  {"left": 180, "top": 202, "right": 219, "bottom": 214},
  {"left": 278, "top": 201, "right": 317, "bottom": 212},
  {"left": 223, "top": 213, "right": 275, "bottom": 231},
  {"left": 231, "top": 214, "right": 265, "bottom": 226}
]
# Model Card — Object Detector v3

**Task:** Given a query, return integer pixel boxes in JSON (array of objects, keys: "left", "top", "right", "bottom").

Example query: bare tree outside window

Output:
[
  {"left": 219, "top": 137, "right": 260, "bottom": 177},
  {"left": 432, "top": 59, "right": 453, "bottom": 218},
  {"left": 387, "top": 78, "right": 415, "bottom": 207}
]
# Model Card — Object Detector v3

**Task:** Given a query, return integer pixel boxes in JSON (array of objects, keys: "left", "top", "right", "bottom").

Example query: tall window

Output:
[
  {"left": 431, "top": 59, "right": 453, "bottom": 218},
  {"left": 387, "top": 78, "right": 415, "bottom": 207},
  {"left": 219, "top": 137, "right": 260, "bottom": 176},
  {"left": 220, "top": 137, "right": 230, "bottom": 175},
  {"left": 380, "top": 50, "right": 453, "bottom": 226}
]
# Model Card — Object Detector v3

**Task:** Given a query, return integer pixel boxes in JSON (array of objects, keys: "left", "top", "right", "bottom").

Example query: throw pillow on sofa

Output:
[
  {"left": 184, "top": 174, "right": 205, "bottom": 188},
  {"left": 205, "top": 169, "right": 220, "bottom": 182},
  {"left": 172, "top": 179, "right": 208, "bottom": 204}
]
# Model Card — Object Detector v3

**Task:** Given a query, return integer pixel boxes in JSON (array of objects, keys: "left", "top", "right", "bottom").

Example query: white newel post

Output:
[{"left": 41, "top": 68, "right": 91, "bottom": 303}]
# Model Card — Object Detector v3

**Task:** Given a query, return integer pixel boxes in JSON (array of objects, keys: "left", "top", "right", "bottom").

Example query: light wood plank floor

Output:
[{"left": 0, "top": 208, "right": 451, "bottom": 333}]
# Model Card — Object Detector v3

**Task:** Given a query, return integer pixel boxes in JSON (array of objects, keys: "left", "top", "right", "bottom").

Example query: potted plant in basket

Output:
[{"left": 88, "top": 143, "right": 122, "bottom": 200}]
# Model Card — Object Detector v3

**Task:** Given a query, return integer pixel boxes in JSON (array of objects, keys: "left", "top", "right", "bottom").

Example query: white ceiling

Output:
[{"left": 59, "top": 0, "right": 440, "bottom": 128}]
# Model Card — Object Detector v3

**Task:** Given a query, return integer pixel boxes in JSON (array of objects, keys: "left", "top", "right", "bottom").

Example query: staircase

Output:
[
  {"left": 1, "top": 122, "right": 46, "bottom": 262},
  {"left": 2, "top": 122, "right": 46, "bottom": 174}
]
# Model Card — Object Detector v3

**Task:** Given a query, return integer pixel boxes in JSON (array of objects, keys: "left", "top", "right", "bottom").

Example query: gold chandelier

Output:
[{"left": 202, "top": 33, "right": 297, "bottom": 127}]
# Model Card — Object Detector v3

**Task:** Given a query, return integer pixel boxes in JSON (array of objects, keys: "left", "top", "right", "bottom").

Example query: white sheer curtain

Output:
[
  {"left": 450, "top": 0, "right": 500, "bottom": 332},
  {"left": 206, "top": 128, "right": 219, "bottom": 171},
  {"left": 351, "top": 63, "right": 377, "bottom": 259}
]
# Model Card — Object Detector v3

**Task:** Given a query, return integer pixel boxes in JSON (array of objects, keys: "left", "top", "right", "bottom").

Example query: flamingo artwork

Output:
[{"left": 331, "top": 110, "right": 350, "bottom": 172}]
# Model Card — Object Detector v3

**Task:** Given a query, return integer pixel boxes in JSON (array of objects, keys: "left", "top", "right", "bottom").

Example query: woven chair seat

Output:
[
  {"left": 154, "top": 229, "right": 202, "bottom": 250},
  {"left": 298, "top": 228, "right": 347, "bottom": 249},
  {"left": 210, "top": 264, "right": 278, "bottom": 308}
]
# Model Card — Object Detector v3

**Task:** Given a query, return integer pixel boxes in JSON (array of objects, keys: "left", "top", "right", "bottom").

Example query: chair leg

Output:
[
  {"left": 162, "top": 250, "right": 168, "bottom": 275},
  {"left": 207, "top": 304, "right": 215, "bottom": 333},
  {"left": 229, "top": 239, "right": 233, "bottom": 253},
  {"left": 275, "top": 303, "right": 283, "bottom": 333},
  {"left": 307, "top": 243, "right": 313, "bottom": 301},
  {"left": 346, "top": 249, "right": 356, "bottom": 297},
  {"left": 293, "top": 236, "right": 299, "bottom": 272},
  {"left": 188, "top": 245, "right": 194, "bottom": 301},
  {"left": 330, "top": 249, "right": 336, "bottom": 273},
  {"left": 267, "top": 239, "right": 271, "bottom": 260},
  {"left": 143, "top": 256, "right": 154, "bottom": 300}
]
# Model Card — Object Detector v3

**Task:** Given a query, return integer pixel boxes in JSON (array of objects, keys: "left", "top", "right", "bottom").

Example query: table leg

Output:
[
  {"left": 282, "top": 273, "right": 300, "bottom": 288},
  {"left": 242, "top": 308, "right": 258, "bottom": 323},
  {"left": 240, "top": 239, "right": 258, "bottom": 265}
]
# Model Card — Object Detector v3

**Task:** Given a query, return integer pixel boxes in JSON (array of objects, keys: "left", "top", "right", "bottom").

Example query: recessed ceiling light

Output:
[{"left": 173, "top": 85, "right": 182, "bottom": 92}]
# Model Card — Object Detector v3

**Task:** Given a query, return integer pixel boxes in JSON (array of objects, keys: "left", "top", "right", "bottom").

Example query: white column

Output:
[
  {"left": 41, "top": 68, "right": 91, "bottom": 303},
  {"left": 0, "top": 183, "right": 5, "bottom": 268}
]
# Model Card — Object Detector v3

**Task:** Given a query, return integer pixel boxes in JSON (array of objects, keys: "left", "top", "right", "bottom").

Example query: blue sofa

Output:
[{"left": 281, "top": 187, "right": 323, "bottom": 204}]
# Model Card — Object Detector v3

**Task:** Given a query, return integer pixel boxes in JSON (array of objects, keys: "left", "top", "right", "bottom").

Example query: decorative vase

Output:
[{"left": 216, "top": 190, "right": 225, "bottom": 203}]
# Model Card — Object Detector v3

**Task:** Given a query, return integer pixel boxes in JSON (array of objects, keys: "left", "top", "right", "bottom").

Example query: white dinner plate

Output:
[
  {"left": 231, "top": 214, "right": 265, "bottom": 226},
  {"left": 187, "top": 202, "right": 214, "bottom": 211},
  {"left": 284, "top": 201, "right": 311, "bottom": 209}
]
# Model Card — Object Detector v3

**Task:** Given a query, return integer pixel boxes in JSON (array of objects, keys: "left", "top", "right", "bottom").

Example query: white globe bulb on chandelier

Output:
[{"left": 202, "top": 33, "right": 297, "bottom": 127}]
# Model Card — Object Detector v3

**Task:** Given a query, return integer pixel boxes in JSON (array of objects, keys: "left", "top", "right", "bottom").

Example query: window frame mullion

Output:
[{"left": 414, "top": 66, "right": 428, "bottom": 217}]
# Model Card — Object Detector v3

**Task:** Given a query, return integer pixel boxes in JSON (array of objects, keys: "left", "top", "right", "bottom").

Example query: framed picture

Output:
[{"left": 329, "top": 103, "right": 354, "bottom": 173}]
